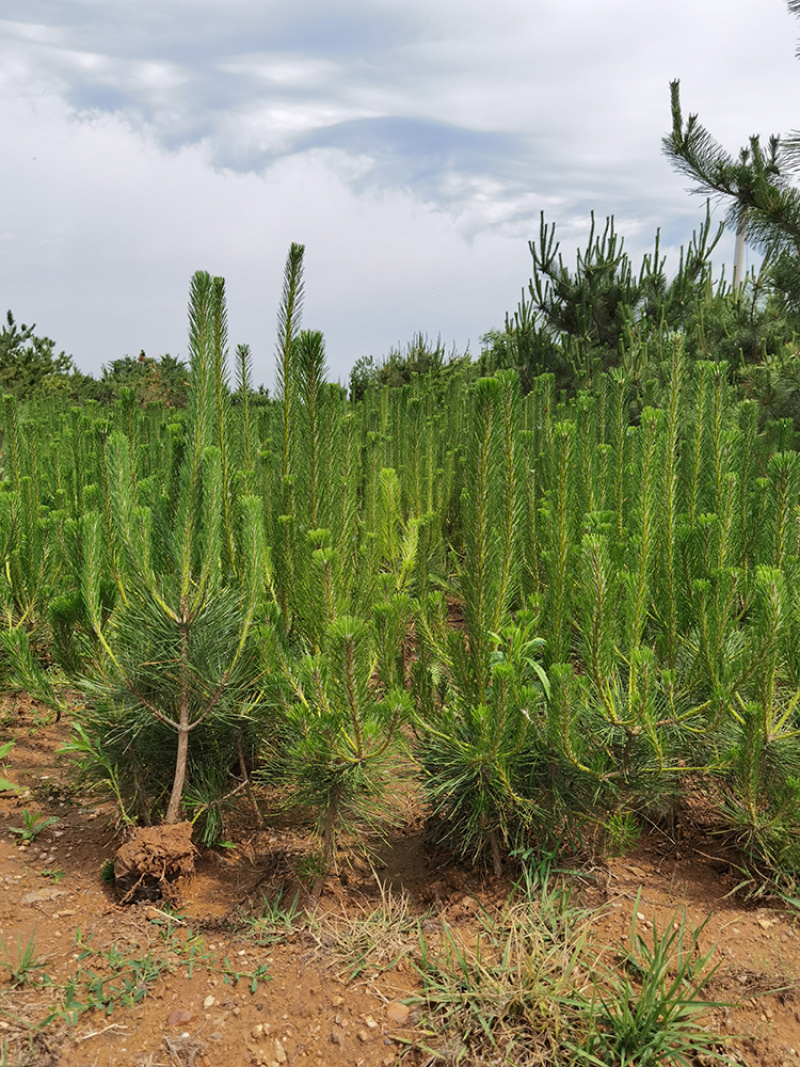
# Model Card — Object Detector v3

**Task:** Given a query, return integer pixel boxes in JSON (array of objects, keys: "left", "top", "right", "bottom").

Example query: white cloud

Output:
[{"left": 0, "top": 0, "right": 797, "bottom": 383}]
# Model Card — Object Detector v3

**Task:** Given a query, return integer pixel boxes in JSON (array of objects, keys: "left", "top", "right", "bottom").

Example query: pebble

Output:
[
  {"left": 385, "top": 1001, "right": 410, "bottom": 1025},
  {"left": 167, "top": 1009, "right": 194, "bottom": 1026},
  {"left": 273, "top": 1038, "right": 287, "bottom": 1063},
  {"left": 357, "top": 1029, "right": 370, "bottom": 1043},
  {"left": 203, "top": 995, "right": 215, "bottom": 1009}
]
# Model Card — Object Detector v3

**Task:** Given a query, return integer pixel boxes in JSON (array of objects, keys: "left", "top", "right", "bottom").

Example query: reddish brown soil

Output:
[{"left": 1, "top": 695, "right": 800, "bottom": 1066}]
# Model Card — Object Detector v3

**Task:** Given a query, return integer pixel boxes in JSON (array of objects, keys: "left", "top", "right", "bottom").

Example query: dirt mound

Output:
[{"left": 113, "top": 821, "right": 197, "bottom": 904}]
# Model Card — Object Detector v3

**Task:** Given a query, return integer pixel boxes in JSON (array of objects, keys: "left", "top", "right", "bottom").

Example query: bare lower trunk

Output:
[
  {"left": 236, "top": 731, "right": 264, "bottom": 829},
  {"left": 310, "top": 806, "right": 338, "bottom": 905},
  {"left": 165, "top": 726, "right": 189, "bottom": 824},
  {"left": 165, "top": 621, "right": 191, "bottom": 824},
  {"left": 489, "top": 830, "right": 503, "bottom": 879}
]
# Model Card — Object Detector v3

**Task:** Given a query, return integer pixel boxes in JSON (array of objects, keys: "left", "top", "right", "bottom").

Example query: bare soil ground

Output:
[{"left": 2, "top": 695, "right": 800, "bottom": 1067}]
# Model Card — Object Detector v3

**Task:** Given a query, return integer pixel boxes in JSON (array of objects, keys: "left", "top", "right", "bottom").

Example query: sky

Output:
[{"left": 1, "top": 0, "right": 799, "bottom": 389}]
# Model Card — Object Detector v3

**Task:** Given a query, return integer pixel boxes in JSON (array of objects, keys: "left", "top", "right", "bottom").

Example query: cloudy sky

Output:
[{"left": 2, "top": 1, "right": 798, "bottom": 388}]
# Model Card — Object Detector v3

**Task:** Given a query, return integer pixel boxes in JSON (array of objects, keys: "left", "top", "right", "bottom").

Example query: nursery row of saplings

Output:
[{"left": 2, "top": 248, "right": 800, "bottom": 888}]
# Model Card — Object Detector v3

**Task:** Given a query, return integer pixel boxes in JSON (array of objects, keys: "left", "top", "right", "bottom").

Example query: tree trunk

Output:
[{"left": 165, "top": 620, "right": 191, "bottom": 824}]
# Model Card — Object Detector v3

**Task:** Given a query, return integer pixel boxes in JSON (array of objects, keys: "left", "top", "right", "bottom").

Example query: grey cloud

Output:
[
  {"left": 3, "top": 0, "right": 796, "bottom": 246},
  {"left": 2, "top": 2, "right": 422, "bottom": 62},
  {"left": 2, "top": 10, "right": 552, "bottom": 225},
  {"left": 287, "top": 116, "right": 529, "bottom": 192}
]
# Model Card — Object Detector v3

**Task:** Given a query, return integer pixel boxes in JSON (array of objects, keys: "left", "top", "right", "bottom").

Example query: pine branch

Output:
[
  {"left": 664, "top": 81, "right": 800, "bottom": 257},
  {"left": 276, "top": 243, "right": 305, "bottom": 482}
]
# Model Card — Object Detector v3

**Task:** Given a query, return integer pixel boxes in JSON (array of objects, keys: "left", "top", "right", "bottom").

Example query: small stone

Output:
[
  {"left": 385, "top": 1001, "right": 410, "bottom": 1025},
  {"left": 357, "top": 1029, "right": 370, "bottom": 1043},
  {"left": 365, "top": 1015, "right": 378, "bottom": 1029},
  {"left": 330, "top": 1032, "right": 341, "bottom": 1045},
  {"left": 233, "top": 1007, "right": 242, "bottom": 1017},
  {"left": 636, "top": 912, "right": 646, "bottom": 922},
  {"left": 204, "top": 995, "right": 215, "bottom": 1010},
  {"left": 252, "top": 1024, "right": 264, "bottom": 1039},
  {"left": 167, "top": 1009, "right": 195, "bottom": 1026},
  {"left": 331, "top": 995, "right": 344, "bottom": 1007},
  {"left": 274, "top": 1038, "right": 287, "bottom": 1063},
  {"left": 20, "top": 888, "right": 66, "bottom": 904}
]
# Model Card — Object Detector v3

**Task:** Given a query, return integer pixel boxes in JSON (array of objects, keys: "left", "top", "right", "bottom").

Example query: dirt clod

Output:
[{"left": 113, "top": 821, "right": 197, "bottom": 904}]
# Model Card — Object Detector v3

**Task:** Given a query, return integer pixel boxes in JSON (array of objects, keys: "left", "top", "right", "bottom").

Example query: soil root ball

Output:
[{"left": 113, "top": 822, "right": 197, "bottom": 905}]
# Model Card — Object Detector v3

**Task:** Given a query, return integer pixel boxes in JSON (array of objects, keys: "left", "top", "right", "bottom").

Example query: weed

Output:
[
  {"left": 0, "top": 932, "right": 47, "bottom": 988},
  {"left": 8, "top": 811, "right": 59, "bottom": 844},
  {"left": 572, "top": 891, "right": 731, "bottom": 1066},
  {"left": 218, "top": 957, "right": 271, "bottom": 993},
  {"left": 246, "top": 889, "right": 303, "bottom": 945},
  {"left": 406, "top": 871, "right": 731, "bottom": 1067},
  {"left": 410, "top": 869, "right": 593, "bottom": 1065},
  {"left": 39, "top": 869, "right": 65, "bottom": 883},
  {"left": 294, "top": 848, "right": 328, "bottom": 890},
  {"left": 313, "top": 878, "right": 423, "bottom": 980}
]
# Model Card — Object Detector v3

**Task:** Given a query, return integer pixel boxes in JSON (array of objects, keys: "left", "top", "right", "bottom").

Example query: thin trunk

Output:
[
  {"left": 489, "top": 830, "right": 503, "bottom": 879},
  {"left": 236, "top": 731, "right": 264, "bottom": 830},
  {"left": 165, "top": 619, "right": 191, "bottom": 824}
]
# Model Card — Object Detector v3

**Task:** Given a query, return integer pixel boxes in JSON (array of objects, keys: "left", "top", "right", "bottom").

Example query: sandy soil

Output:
[{"left": 2, "top": 694, "right": 800, "bottom": 1067}]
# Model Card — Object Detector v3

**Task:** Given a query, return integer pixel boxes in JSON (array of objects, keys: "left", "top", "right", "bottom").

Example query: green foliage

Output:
[
  {"left": 8, "top": 811, "right": 59, "bottom": 843},
  {"left": 9, "top": 234, "right": 800, "bottom": 892},
  {"left": 664, "top": 74, "right": 800, "bottom": 264},
  {"left": 0, "top": 312, "right": 77, "bottom": 397},
  {"left": 89, "top": 353, "right": 189, "bottom": 408},
  {"left": 350, "top": 333, "right": 470, "bottom": 400},
  {"left": 740, "top": 340, "right": 800, "bottom": 428},
  {"left": 664, "top": 4, "right": 800, "bottom": 325},
  {"left": 261, "top": 614, "right": 412, "bottom": 873},
  {"left": 484, "top": 209, "right": 723, "bottom": 397},
  {"left": 66, "top": 271, "right": 266, "bottom": 827},
  {"left": 81, "top": 583, "right": 262, "bottom": 825}
]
